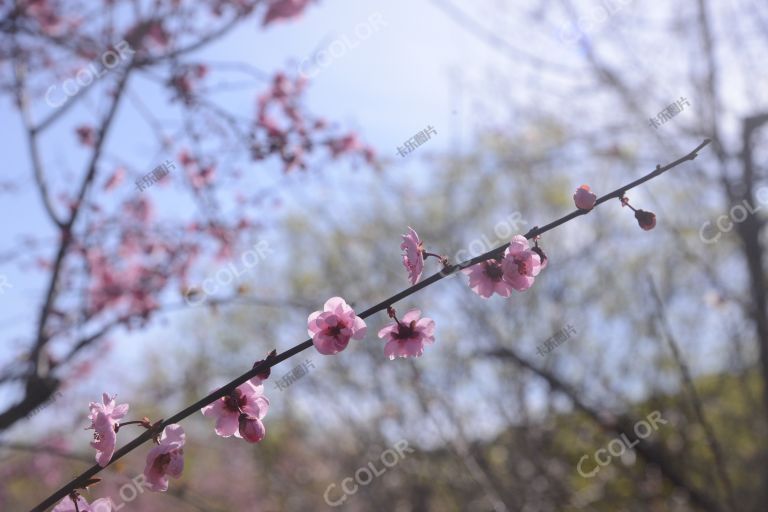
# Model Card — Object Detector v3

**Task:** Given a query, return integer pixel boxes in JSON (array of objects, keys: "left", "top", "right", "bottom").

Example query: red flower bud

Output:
[
  {"left": 253, "top": 349, "right": 277, "bottom": 380},
  {"left": 238, "top": 414, "right": 266, "bottom": 443},
  {"left": 635, "top": 210, "right": 656, "bottom": 230}
]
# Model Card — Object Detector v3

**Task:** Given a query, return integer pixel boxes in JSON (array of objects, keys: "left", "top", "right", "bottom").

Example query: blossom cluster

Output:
[
  {"left": 56, "top": 376, "right": 271, "bottom": 509},
  {"left": 54, "top": 394, "right": 189, "bottom": 510}
]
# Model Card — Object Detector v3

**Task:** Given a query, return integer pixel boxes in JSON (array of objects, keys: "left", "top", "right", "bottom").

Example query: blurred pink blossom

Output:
[
  {"left": 263, "top": 0, "right": 311, "bottom": 26},
  {"left": 102, "top": 167, "right": 125, "bottom": 191},
  {"left": 76, "top": 125, "right": 95, "bottom": 146},
  {"left": 326, "top": 133, "right": 361, "bottom": 158}
]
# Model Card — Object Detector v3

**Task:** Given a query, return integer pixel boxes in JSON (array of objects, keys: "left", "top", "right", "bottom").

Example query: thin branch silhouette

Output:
[{"left": 32, "top": 139, "right": 712, "bottom": 512}]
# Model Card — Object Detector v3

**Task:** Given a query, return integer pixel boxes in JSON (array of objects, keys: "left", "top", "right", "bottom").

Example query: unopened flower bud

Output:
[
  {"left": 635, "top": 210, "right": 656, "bottom": 230},
  {"left": 238, "top": 414, "right": 266, "bottom": 443},
  {"left": 253, "top": 349, "right": 277, "bottom": 380},
  {"left": 573, "top": 184, "right": 597, "bottom": 210}
]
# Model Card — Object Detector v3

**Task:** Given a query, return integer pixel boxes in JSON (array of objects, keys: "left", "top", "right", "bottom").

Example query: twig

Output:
[
  {"left": 648, "top": 276, "right": 736, "bottom": 512},
  {"left": 31, "top": 139, "right": 711, "bottom": 512}
]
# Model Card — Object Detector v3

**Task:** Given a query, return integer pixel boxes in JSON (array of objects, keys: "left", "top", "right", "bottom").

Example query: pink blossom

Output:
[
  {"left": 146, "top": 21, "right": 169, "bottom": 47},
  {"left": 573, "top": 184, "right": 597, "bottom": 210},
  {"left": 87, "top": 393, "right": 129, "bottom": 467},
  {"left": 263, "top": 0, "right": 311, "bottom": 26},
  {"left": 462, "top": 258, "right": 513, "bottom": 298},
  {"left": 378, "top": 309, "right": 435, "bottom": 360},
  {"left": 327, "top": 133, "right": 361, "bottom": 158},
  {"left": 201, "top": 380, "right": 270, "bottom": 441},
  {"left": 103, "top": 168, "right": 125, "bottom": 191},
  {"left": 53, "top": 496, "right": 113, "bottom": 512},
  {"left": 401, "top": 227, "right": 424, "bottom": 285},
  {"left": 26, "top": 0, "right": 65, "bottom": 35},
  {"left": 501, "top": 235, "right": 542, "bottom": 291},
  {"left": 144, "top": 424, "right": 185, "bottom": 492},
  {"left": 76, "top": 126, "right": 95, "bottom": 146},
  {"left": 308, "top": 297, "right": 367, "bottom": 355}
]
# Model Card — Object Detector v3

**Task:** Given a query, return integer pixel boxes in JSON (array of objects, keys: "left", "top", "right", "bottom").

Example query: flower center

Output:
[
  {"left": 483, "top": 260, "right": 503, "bottom": 281},
  {"left": 393, "top": 320, "right": 417, "bottom": 340},
  {"left": 152, "top": 452, "right": 172, "bottom": 474},
  {"left": 224, "top": 388, "right": 247, "bottom": 413},
  {"left": 324, "top": 319, "right": 347, "bottom": 338},
  {"left": 514, "top": 255, "right": 529, "bottom": 275}
]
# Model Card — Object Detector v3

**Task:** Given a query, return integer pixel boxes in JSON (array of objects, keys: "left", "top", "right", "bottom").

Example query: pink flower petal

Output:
[{"left": 215, "top": 412, "right": 240, "bottom": 437}]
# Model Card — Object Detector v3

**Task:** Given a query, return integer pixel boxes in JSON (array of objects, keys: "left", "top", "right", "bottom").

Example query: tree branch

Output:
[
  {"left": 31, "top": 140, "right": 711, "bottom": 512},
  {"left": 648, "top": 276, "right": 736, "bottom": 512}
]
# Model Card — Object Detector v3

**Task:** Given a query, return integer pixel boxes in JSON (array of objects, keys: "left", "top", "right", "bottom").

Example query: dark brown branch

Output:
[
  {"left": 31, "top": 140, "right": 711, "bottom": 512},
  {"left": 0, "top": 51, "right": 139, "bottom": 435},
  {"left": 9, "top": 12, "right": 63, "bottom": 228}
]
